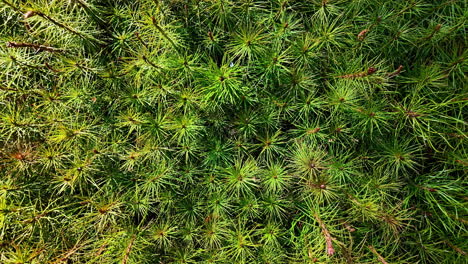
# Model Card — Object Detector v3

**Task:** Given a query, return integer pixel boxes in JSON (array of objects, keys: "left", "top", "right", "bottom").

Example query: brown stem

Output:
[
  {"left": 52, "top": 244, "right": 83, "bottom": 264},
  {"left": 6, "top": 41, "right": 64, "bottom": 53},
  {"left": 337, "top": 67, "right": 377, "bottom": 79},
  {"left": 44, "top": 62, "right": 62, "bottom": 73},
  {"left": 387, "top": 65, "right": 403, "bottom": 78},
  {"left": 35, "top": 12, "right": 85, "bottom": 38},
  {"left": 208, "top": 31, "right": 214, "bottom": 42},
  {"left": 405, "top": 110, "right": 422, "bottom": 118},
  {"left": 23, "top": 211, "right": 48, "bottom": 224},
  {"left": 368, "top": 245, "right": 388, "bottom": 264},
  {"left": 415, "top": 184, "right": 437, "bottom": 192},
  {"left": 314, "top": 213, "right": 335, "bottom": 256},
  {"left": 454, "top": 159, "right": 468, "bottom": 166},
  {"left": 448, "top": 55, "right": 466, "bottom": 68},
  {"left": 151, "top": 16, "right": 178, "bottom": 52},
  {"left": 142, "top": 55, "right": 163, "bottom": 70},
  {"left": 135, "top": 32, "right": 148, "bottom": 48},
  {"left": 21, "top": 11, "right": 35, "bottom": 32},
  {"left": 342, "top": 221, "right": 356, "bottom": 232},
  {"left": 95, "top": 242, "right": 108, "bottom": 256},
  {"left": 444, "top": 240, "right": 466, "bottom": 255},
  {"left": 306, "top": 127, "right": 321, "bottom": 134},
  {"left": 0, "top": 86, "right": 19, "bottom": 92},
  {"left": 357, "top": 29, "right": 369, "bottom": 41},
  {"left": 122, "top": 235, "right": 136, "bottom": 264},
  {"left": 423, "top": 24, "right": 442, "bottom": 40},
  {"left": 27, "top": 11, "right": 104, "bottom": 44}
]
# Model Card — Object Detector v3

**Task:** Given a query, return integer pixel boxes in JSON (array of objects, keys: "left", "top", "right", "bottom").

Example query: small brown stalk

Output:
[
  {"left": 314, "top": 213, "right": 335, "bottom": 256},
  {"left": 338, "top": 67, "right": 377, "bottom": 79},
  {"left": 7, "top": 41, "right": 64, "bottom": 52},
  {"left": 122, "top": 235, "right": 137, "bottom": 264},
  {"left": 368, "top": 245, "right": 388, "bottom": 264},
  {"left": 387, "top": 65, "right": 403, "bottom": 78},
  {"left": 357, "top": 29, "right": 369, "bottom": 41}
]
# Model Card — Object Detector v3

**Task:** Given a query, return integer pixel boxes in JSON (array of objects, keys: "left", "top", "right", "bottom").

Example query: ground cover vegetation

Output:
[{"left": 0, "top": 0, "right": 467, "bottom": 263}]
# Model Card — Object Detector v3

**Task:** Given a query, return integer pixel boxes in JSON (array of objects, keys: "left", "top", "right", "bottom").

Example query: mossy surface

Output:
[{"left": 0, "top": 0, "right": 466, "bottom": 263}]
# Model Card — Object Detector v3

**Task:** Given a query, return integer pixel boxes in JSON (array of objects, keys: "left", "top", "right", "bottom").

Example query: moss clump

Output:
[{"left": 0, "top": 0, "right": 466, "bottom": 263}]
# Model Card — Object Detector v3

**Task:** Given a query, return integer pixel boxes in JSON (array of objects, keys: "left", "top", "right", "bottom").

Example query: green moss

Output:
[{"left": 0, "top": 0, "right": 466, "bottom": 263}]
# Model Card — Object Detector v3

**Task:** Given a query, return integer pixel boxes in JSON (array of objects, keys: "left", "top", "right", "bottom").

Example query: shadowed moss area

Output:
[{"left": 0, "top": 0, "right": 466, "bottom": 263}]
